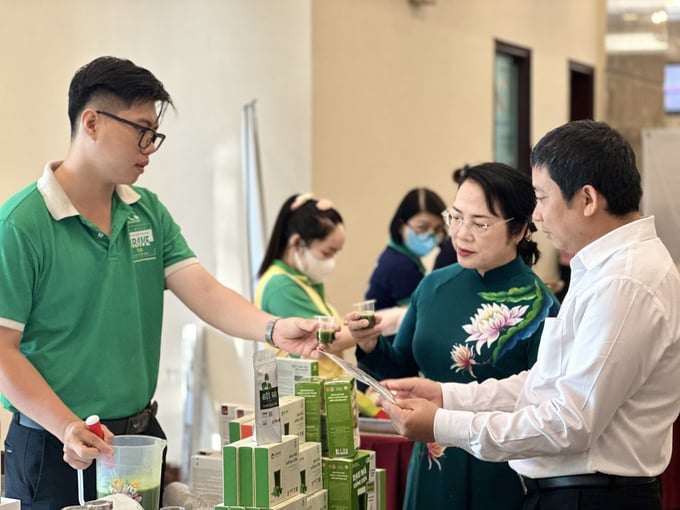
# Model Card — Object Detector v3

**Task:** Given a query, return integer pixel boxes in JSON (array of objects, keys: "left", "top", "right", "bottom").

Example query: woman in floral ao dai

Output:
[{"left": 351, "top": 162, "right": 559, "bottom": 510}]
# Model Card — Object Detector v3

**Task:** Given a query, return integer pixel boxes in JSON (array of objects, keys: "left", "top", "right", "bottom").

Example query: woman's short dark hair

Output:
[
  {"left": 454, "top": 163, "right": 540, "bottom": 266},
  {"left": 258, "top": 194, "right": 343, "bottom": 277},
  {"left": 389, "top": 188, "right": 447, "bottom": 244}
]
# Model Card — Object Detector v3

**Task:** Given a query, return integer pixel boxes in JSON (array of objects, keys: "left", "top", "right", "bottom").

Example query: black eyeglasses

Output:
[{"left": 96, "top": 110, "right": 166, "bottom": 150}]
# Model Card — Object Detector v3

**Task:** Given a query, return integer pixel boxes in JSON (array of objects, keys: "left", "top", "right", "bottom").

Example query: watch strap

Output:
[{"left": 264, "top": 317, "right": 280, "bottom": 347}]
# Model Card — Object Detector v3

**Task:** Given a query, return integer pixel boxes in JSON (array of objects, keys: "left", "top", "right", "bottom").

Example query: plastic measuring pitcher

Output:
[{"left": 96, "top": 435, "right": 166, "bottom": 510}]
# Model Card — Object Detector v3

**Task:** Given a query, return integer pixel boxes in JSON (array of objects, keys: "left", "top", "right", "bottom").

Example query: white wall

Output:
[{"left": 0, "top": 0, "right": 311, "bottom": 466}]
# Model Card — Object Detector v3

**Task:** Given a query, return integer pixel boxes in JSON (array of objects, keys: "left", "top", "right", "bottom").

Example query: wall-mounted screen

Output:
[{"left": 664, "top": 63, "right": 680, "bottom": 114}]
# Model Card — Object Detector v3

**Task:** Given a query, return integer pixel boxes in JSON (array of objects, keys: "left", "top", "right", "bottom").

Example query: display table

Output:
[{"left": 360, "top": 433, "right": 414, "bottom": 510}]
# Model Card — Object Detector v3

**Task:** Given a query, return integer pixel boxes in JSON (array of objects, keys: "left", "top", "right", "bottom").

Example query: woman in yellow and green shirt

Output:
[{"left": 255, "top": 193, "right": 386, "bottom": 417}]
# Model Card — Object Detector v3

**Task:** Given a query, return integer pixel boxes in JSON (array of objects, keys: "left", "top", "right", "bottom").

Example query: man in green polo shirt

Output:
[{"left": 0, "top": 56, "right": 322, "bottom": 509}]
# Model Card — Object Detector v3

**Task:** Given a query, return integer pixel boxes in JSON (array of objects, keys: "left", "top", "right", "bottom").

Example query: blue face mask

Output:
[{"left": 404, "top": 226, "right": 438, "bottom": 257}]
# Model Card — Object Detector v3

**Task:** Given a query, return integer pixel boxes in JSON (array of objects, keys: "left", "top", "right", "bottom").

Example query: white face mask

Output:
[{"left": 293, "top": 247, "right": 335, "bottom": 284}]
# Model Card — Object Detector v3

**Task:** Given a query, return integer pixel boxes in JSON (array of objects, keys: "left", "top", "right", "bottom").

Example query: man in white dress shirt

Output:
[{"left": 374, "top": 120, "right": 680, "bottom": 510}]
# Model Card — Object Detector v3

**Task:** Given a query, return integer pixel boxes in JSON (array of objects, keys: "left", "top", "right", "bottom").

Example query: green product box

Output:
[
  {"left": 228, "top": 413, "right": 255, "bottom": 442},
  {"left": 322, "top": 450, "right": 376, "bottom": 510},
  {"left": 247, "top": 434, "right": 301, "bottom": 508},
  {"left": 375, "top": 469, "right": 386, "bottom": 510},
  {"left": 220, "top": 403, "right": 253, "bottom": 445},
  {"left": 298, "top": 441, "right": 323, "bottom": 495},
  {"left": 324, "top": 376, "right": 360, "bottom": 458},
  {"left": 280, "top": 394, "right": 306, "bottom": 441},
  {"left": 277, "top": 357, "right": 320, "bottom": 396},
  {"left": 223, "top": 437, "right": 257, "bottom": 505},
  {"left": 295, "top": 376, "right": 327, "bottom": 447},
  {"left": 307, "top": 489, "right": 328, "bottom": 510}
]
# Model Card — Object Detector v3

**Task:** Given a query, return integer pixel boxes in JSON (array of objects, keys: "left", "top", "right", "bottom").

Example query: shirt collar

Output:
[
  {"left": 37, "top": 161, "right": 141, "bottom": 220},
  {"left": 272, "top": 259, "right": 326, "bottom": 296},
  {"left": 387, "top": 236, "right": 426, "bottom": 274},
  {"left": 573, "top": 216, "right": 655, "bottom": 271}
]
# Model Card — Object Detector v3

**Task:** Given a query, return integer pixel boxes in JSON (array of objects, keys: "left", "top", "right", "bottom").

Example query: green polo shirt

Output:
[{"left": 0, "top": 161, "right": 197, "bottom": 419}]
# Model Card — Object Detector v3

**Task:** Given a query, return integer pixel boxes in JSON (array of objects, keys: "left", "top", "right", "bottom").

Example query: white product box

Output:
[
  {"left": 297, "top": 441, "right": 323, "bottom": 496},
  {"left": 306, "top": 489, "right": 328, "bottom": 510},
  {"left": 277, "top": 358, "right": 319, "bottom": 397},
  {"left": 270, "top": 492, "right": 308, "bottom": 509},
  {"left": 189, "top": 451, "right": 223, "bottom": 506},
  {"left": 280, "top": 395, "right": 306, "bottom": 442},
  {"left": 220, "top": 403, "right": 253, "bottom": 445}
]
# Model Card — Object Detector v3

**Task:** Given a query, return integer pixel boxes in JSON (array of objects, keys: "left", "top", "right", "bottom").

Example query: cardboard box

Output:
[
  {"left": 298, "top": 441, "right": 323, "bottom": 495},
  {"left": 307, "top": 489, "right": 328, "bottom": 510},
  {"left": 295, "top": 376, "right": 327, "bottom": 448},
  {"left": 237, "top": 434, "right": 301, "bottom": 508},
  {"left": 220, "top": 494, "right": 307, "bottom": 510},
  {"left": 270, "top": 492, "right": 308, "bottom": 509},
  {"left": 277, "top": 357, "right": 320, "bottom": 396},
  {"left": 323, "top": 450, "right": 376, "bottom": 510},
  {"left": 228, "top": 413, "right": 255, "bottom": 442},
  {"left": 280, "top": 394, "right": 306, "bottom": 441},
  {"left": 189, "top": 450, "right": 223, "bottom": 505},
  {"left": 220, "top": 403, "right": 253, "bottom": 445},
  {"left": 324, "top": 376, "right": 360, "bottom": 458}
]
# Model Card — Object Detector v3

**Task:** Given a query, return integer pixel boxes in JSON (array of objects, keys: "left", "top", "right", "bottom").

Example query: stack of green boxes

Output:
[
  {"left": 220, "top": 362, "right": 328, "bottom": 510},
  {"left": 218, "top": 365, "right": 388, "bottom": 510},
  {"left": 296, "top": 374, "right": 384, "bottom": 510}
]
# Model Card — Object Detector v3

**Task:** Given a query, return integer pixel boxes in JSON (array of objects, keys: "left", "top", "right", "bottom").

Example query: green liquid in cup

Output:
[
  {"left": 360, "top": 312, "right": 376, "bottom": 328},
  {"left": 317, "top": 329, "right": 335, "bottom": 344}
]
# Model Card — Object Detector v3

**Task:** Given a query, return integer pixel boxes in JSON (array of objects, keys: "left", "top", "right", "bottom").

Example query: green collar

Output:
[{"left": 387, "top": 237, "right": 426, "bottom": 274}]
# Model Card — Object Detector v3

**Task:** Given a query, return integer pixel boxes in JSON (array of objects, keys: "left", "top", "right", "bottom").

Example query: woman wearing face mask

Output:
[
  {"left": 364, "top": 188, "right": 447, "bottom": 343},
  {"left": 255, "top": 193, "right": 387, "bottom": 417}
]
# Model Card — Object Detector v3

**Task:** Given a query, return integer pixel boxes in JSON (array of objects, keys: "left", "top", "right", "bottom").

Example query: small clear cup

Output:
[
  {"left": 315, "top": 315, "right": 337, "bottom": 344},
  {"left": 353, "top": 299, "right": 376, "bottom": 328}
]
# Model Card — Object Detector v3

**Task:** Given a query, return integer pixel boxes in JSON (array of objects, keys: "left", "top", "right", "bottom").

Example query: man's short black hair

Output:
[{"left": 68, "top": 56, "right": 173, "bottom": 136}]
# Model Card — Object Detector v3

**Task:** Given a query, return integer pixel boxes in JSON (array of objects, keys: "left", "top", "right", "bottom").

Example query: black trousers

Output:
[
  {"left": 522, "top": 480, "right": 662, "bottom": 510},
  {"left": 4, "top": 412, "right": 166, "bottom": 510}
]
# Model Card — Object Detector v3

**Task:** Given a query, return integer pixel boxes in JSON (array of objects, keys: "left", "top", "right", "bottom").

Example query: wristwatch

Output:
[{"left": 264, "top": 317, "right": 280, "bottom": 347}]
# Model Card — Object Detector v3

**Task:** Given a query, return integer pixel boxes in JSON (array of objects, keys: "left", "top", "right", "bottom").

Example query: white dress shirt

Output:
[{"left": 434, "top": 216, "right": 680, "bottom": 478}]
